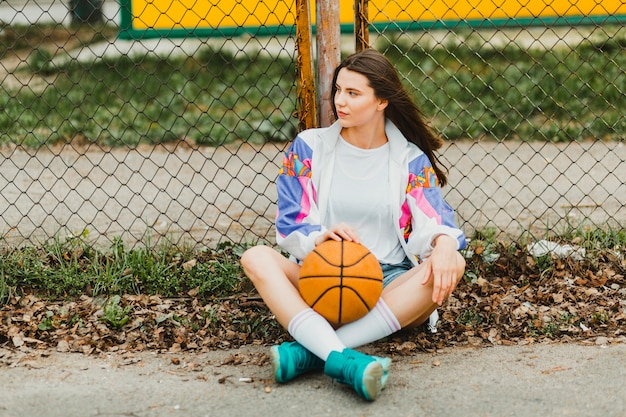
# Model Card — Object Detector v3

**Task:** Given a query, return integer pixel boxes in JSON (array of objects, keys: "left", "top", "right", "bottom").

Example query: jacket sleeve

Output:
[
  {"left": 400, "top": 154, "right": 466, "bottom": 259},
  {"left": 275, "top": 136, "right": 325, "bottom": 261}
]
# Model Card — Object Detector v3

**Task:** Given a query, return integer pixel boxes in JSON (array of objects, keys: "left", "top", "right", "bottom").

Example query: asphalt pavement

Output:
[{"left": 1, "top": 342, "right": 626, "bottom": 417}]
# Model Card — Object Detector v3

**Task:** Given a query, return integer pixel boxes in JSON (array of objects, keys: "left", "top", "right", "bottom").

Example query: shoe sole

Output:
[
  {"left": 375, "top": 357, "right": 391, "bottom": 390},
  {"left": 270, "top": 345, "right": 285, "bottom": 383},
  {"left": 361, "top": 361, "right": 384, "bottom": 401}
]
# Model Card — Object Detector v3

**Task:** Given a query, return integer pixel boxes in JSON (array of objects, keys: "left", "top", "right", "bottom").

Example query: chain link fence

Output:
[{"left": 1, "top": 0, "right": 624, "bottom": 250}]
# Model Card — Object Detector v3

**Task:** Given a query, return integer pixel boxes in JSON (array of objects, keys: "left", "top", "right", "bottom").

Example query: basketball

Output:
[{"left": 298, "top": 240, "right": 383, "bottom": 326}]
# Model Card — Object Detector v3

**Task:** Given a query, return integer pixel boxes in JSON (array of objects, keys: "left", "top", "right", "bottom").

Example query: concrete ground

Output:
[{"left": 1, "top": 342, "right": 625, "bottom": 417}]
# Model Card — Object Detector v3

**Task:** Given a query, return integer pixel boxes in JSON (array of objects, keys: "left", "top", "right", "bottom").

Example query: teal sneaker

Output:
[
  {"left": 270, "top": 341, "right": 324, "bottom": 383},
  {"left": 324, "top": 348, "right": 383, "bottom": 401},
  {"left": 343, "top": 349, "right": 391, "bottom": 390}
]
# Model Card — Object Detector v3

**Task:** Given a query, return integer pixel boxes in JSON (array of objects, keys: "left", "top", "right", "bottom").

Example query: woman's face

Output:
[{"left": 334, "top": 68, "right": 387, "bottom": 129}]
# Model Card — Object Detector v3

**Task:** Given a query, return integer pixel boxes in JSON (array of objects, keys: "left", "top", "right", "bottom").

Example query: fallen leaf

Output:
[{"left": 541, "top": 366, "right": 569, "bottom": 374}]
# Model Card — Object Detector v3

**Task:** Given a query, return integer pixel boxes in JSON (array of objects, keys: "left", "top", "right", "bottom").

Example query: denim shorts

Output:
[{"left": 380, "top": 257, "right": 414, "bottom": 288}]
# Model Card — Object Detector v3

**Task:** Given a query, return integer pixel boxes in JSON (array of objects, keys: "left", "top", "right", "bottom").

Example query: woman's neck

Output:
[{"left": 340, "top": 119, "right": 387, "bottom": 149}]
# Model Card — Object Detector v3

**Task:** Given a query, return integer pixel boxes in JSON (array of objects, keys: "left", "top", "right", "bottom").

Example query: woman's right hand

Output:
[{"left": 315, "top": 223, "right": 361, "bottom": 246}]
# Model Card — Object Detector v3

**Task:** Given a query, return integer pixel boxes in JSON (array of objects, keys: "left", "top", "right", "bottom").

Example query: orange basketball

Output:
[{"left": 298, "top": 240, "right": 383, "bottom": 327}]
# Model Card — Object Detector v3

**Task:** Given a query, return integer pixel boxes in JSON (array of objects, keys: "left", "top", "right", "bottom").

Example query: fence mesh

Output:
[{"left": 1, "top": 0, "right": 624, "bottom": 250}]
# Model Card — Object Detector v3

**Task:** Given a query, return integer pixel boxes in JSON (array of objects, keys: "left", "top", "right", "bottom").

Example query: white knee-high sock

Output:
[
  {"left": 287, "top": 308, "right": 345, "bottom": 361},
  {"left": 335, "top": 298, "right": 401, "bottom": 348}
]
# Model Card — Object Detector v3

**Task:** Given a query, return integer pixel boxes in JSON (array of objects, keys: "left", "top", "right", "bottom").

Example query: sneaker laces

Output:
[
  {"left": 335, "top": 352, "right": 380, "bottom": 384},
  {"left": 291, "top": 344, "right": 323, "bottom": 372}
]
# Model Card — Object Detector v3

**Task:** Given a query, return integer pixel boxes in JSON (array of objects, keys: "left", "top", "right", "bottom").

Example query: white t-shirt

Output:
[{"left": 326, "top": 137, "right": 406, "bottom": 264}]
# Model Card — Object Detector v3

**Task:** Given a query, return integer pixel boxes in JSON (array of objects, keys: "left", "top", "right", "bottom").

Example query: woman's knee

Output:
[
  {"left": 240, "top": 245, "right": 274, "bottom": 274},
  {"left": 241, "top": 245, "right": 300, "bottom": 289}
]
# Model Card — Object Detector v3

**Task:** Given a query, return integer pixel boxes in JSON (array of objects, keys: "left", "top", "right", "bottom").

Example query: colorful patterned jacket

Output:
[{"left": 276, "top": 119, "right": 466, "bottom": 263}]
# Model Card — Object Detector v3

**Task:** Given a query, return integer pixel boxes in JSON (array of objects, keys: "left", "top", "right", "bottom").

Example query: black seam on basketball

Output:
[
  {"left": 339, "top": 240, "right": 345, "bottom": 325},
  {"left": 340, "top": 252, "right": 374, "bottom": 268},
  {"left": 308, "top": 250, "right": 343, "bottom": 267},
  {"left": 301, "top": 241, "right": 382, "bottom": 325},
  {"left": 308, "top": 241, "right": 376, "bottom": 269},
  {"left": 310, "top": 284, "right": 346, "bottom": 324},
  {"left": 309, "top": 285, "right": 377, "bottom": 320},
  {"left": 310, "top": 250, "right": 373, "bottom": 269},
  {"left": 299, "top": 274, "right": 382, "bottom": 282},
  {"left": 343, "top": 287, "right": 376, "bottom": 309}
]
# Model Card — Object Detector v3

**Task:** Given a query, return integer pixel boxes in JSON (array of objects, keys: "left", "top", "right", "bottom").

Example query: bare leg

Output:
[
  {"left": 380, "top": 265, "right": 438, "bottom": 328},
  {"left": 241, "top": 245, "right": 347, "bottom": 361},
  {"left": 381, "top": 251, "right": 465, "bottom": 328},
  {"left": 240, "top": 245, "right": 307, "bottom": 328}
]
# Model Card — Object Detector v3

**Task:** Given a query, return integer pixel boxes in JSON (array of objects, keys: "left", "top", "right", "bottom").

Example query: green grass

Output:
[
  {"left": 1, "top": 24, "right": 624, "bottom": 147},
  {"left": 380, "top": 31, "right": 626, "bottom": 142},
  {"left": 99, "top": 294, "right": 132, "bottom": 330},
  {"left": 0, "top": 232, "right": 253, "bottom": 304},
  {"left": 1, "top": 224, "right": 623, "bottom": 308},
  {"left": 1, "top": 47, "right": 298, "bottom": 147}
]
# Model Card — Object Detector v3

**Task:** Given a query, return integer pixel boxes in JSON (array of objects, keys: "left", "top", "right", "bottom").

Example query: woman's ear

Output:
[{"left": 377, "top": 99, "right": 389, "bottom": 111}]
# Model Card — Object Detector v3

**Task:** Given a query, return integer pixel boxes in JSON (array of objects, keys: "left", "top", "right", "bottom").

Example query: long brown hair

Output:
[{"left": 330, "top": 49, "right": 449, "bottom": 186}]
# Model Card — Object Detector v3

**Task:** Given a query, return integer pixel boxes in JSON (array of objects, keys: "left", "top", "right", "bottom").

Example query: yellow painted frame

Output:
[{"left": 119, "top": 0, "right": 626, "bottom": 39}]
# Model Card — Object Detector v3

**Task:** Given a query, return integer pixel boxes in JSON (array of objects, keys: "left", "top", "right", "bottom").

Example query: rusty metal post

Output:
[
  {"left": 316, "top": 0, "right": 341, "bottom": 127},
  {"left": 295, "top": 0, "right": 317, "bottom": 130},
  {"left": 355, "top": 0, "right": 369, "bottom": 51}
]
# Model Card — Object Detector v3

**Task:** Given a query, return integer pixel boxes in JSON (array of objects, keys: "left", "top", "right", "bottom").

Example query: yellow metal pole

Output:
[
  {"left": 295, "top": 0, "right": 317, "bottom": 130},
  {"left": 355, "top": 0, "right": 369, "bottom": 51}
]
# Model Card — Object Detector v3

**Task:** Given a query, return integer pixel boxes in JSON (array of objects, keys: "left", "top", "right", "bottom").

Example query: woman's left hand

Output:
[{"left": 421, "top": 235, "right": 465, "bottom": 305}]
